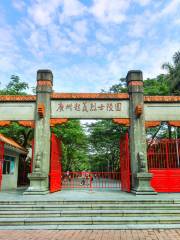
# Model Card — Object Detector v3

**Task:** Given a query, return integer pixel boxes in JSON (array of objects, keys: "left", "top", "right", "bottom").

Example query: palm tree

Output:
[{"left": 162, "top": 51, "right": 180, "bottom": 95}]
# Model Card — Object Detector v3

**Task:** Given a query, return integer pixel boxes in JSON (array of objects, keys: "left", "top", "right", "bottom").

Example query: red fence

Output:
[
  {"left": 62, "top": 171, "right": 120, "bottom": 189},
  {"left": 0, "top": 141, "right": 4, "bottom": 190},
  {"left": 148, "top": 139, "right": 180, "bottom": 169},
  {"left": 148, "top": 139, "right": 180, "bottom": 192}
]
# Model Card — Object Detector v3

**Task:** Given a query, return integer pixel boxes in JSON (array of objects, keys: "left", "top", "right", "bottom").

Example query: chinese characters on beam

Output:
[{"left": 56, "top": 102, "right": 122, "bottom": 113}]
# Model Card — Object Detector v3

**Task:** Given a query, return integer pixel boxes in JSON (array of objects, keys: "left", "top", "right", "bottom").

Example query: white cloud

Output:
[
  {"left": 118, "top": 41, "right": 140, "bottom": 56},
  {"left": 59, "top": 0, "right": 87, "bottom": 23},
  {"left": 0, "top": 25, "right": 20, "bottom": 72},
  {"left": 128, "top": 15, "right": 147, "bottom": 38},
  {"left": 12, "top": 0, "right": 26, "bottom": 11},
  {"left": 28, "top": 0, "right": 87, "bottom": 27},
  {"left": 47, "top": 24, "right": 80, "bottom": 54},
  {"left": 90, "top": 0, "right": 130, "bottom": 24},
  {"left": 143, "top": 40, "right": 180, "bottom": 79},
  {"left": 25, "top": 30, "right": 49, "bottom": 57},
  {"left": 174, "top": 18, "right": 180, "bottom": 25},
  {"left": 74, "top": 20, "right": 88, "bottom": 37},
  {"left": 25, "top": 0, "right": 88, "bottom": 56},
  {"left": 128, "top": 0, "right": 180, "bottom": 39},
  {"left": 55, "top": 62, "right": 119, "bottom": 93},
  {"left": 66, "top": 20, "right": 88, "bottom": 44},
  {"left": 106, "top": 39, "right": 180, "bottom": 81},
  {"left": 160, "top": 0, "right": 180, "bottom": 17},
  {"left": 28, "top": 0, "right": 62, "bottom": 26},
  {"left": 134, "top": 0, "right": 152, "bottom": 6},
  {"left": 86, "top": 43, "right": 105, "bottom": 57},
  {"left": 96, "top": 31, "right": 113, "bottom": 44}
]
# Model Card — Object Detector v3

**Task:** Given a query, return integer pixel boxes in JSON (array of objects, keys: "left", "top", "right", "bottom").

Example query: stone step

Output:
[
  {"left": 0, "top": 216, "right": 180, "bottom": 226},
  {"left": 1, "top": 209, "right": 180, "bottom": 218},
  {"left": 1, "top": 223, "right": 180, "bottom": 230},
  {"left": 0, "top": 200, "right": 178, "bottom": 205},
  {"left": 1, "top": 204, "right": 180, "bottom": 211}
]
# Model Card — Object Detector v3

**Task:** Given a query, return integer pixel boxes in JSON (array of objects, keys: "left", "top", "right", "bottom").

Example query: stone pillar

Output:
[
  {"left": 127, "top": 70, "right": 156, "bottom": 195},
  {"left": 25, "top": 70, "right": 53, "bottom": 195}
]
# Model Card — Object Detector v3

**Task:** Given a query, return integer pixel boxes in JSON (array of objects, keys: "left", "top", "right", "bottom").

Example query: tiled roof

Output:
[
  {"left": 0, "top": 133, "right": 27, "bottom": 153},
  {"left": 0, "top": 94, "right": 180, "bottom": 102},
  {"left": 0, "top": 95, "right": 36, "bottom": 102},
  {"left": 51, "top": 93, "right": 129, "bottom": 99}
]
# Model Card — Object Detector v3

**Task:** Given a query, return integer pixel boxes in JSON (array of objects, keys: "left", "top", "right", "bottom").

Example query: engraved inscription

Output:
[{"left": 56, "top": 101, "right": 122, "bottom": 113}]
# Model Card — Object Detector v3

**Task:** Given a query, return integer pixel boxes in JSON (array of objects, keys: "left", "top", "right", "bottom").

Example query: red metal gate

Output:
[
  {"left": 119, "top": 132, "right": 131, "bottom": 192},
  {"left": 30, "top": 139, "right": 34, "bottom": 173},
  {"left": 62, "top": 171, "right": 120, "bottom": 189},
  {"left": 49, "top": 133, "right": 62, "bottom": 193},
  {"left": 148, "top": 138, "right": 180, "bottom": 192},
  {"left": 0, "top": 141, "right": 4, "bottom": 190}
]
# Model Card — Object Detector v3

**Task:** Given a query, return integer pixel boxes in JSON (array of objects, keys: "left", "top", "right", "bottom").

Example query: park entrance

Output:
[
  {"left": 0, "top": 69, "right": 180, "bottom": 195},
  {"left": 49, "top": 122, "right": 130, "bottom": 193}
]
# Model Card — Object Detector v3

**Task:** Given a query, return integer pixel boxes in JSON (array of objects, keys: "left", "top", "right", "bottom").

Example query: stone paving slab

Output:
[
  {"left": 0, "top": 229, "right": 180, "bottom": 240},
  {"left": 2, "top": 209, "right": 180, "bottom": 217},
  {"left": 1, "top": 189, "right": 180, "bottom": 202}
]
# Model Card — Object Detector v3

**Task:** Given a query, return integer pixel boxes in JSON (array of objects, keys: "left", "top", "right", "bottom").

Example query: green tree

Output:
[
  {"left": 144, "top": 74, "right": 169, "bottom": 96},
  {"left": 52, "top": 120, "right": 89, "bottom": 171},
  {"left": 108, "top": 78, "right": 127, "bottom": 93},
  {"left": 87, "top": 120, "right": 126, "bottom": 172},
  {"left": 0, "top": 122, "right": 33, "bottom": 148},
  {"left": 162, "top": 51, "right": 180, "bottom": 95},
  {"left": 0, "top": 75, "right": 29, "bottom": 95},
  {"left": 0, "top": 76, "right": 33, "bottom": 148}
]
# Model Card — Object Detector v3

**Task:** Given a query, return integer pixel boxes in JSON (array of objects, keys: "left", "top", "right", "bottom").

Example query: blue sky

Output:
[{"left": 0, "top": 0, "right": 180, "bottom": 93}]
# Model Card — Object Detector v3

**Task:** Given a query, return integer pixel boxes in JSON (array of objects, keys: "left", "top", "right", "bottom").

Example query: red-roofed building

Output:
[{"left": 0, "top": 133, "right": 28, "bottom": 191}]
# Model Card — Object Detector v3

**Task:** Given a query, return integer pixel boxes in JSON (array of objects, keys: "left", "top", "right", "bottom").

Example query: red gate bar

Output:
[
  {"left": 30, "top": 139, "right": 34, "bottom": 173},
  {"left": 119, "top": 132, "right": 131, "bottom": 192},
  {"left": 62, "top": 171, "right": 120, "bottom": 189},
  {"left": 49, "top": 133, "right": 62, "bottom": 193},
  {"left": 0, "top": 141, "right": 4, "bottom": 190}
]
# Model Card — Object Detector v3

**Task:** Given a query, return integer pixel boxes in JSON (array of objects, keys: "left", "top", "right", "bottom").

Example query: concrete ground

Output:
[
  {"left": 1, "top": 188, "right": 180, "bottom": 201},
  {"left": 0, "top": 229, "right": 180, "bottom": 240}
]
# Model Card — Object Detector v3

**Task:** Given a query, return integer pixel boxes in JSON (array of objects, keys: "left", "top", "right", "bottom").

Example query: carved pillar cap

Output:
[
  {"left": 126, "top": 70, "right": 143, "bottom": 86},
  {"left": 37, "top": 69, "right": 53, "bottom": 84}
]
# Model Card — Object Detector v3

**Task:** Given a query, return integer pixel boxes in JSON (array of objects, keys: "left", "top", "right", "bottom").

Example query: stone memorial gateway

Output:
[{"left": 0, "top": 69, "right": 180, "bottom": 195}]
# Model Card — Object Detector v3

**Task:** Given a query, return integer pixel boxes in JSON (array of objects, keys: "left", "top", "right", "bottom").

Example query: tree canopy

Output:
[
  {"left": 52, "top": 120, "right": 89, "bottom": 171},
  {"left": 0, "top": 122, "right": 33, "bottom": 148},
  {"left": 86, "top": 120, "right": 126, "bottom": 172},
  {"left": 0, "top": 75, "right": 33, "bottom": 148},
  {"left": 162, "top": 51, "right": 180, "bottom": 95},
  {"left": 0, "top": 75, "right": 29, "bottom": 95}
]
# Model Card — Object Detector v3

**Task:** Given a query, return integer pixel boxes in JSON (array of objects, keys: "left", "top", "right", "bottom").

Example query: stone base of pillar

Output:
[
  {"left": 131, "top": 172, "right": 157, "bottom": 195},
  {"left": 24, "top": 173, "right": 49, "bottom": 195}
]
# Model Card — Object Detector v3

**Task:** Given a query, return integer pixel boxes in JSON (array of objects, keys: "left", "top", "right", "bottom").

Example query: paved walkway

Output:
[
  {"left": 1, "top": 188, "right": 180, "bottom": 201},
  {"left": 0, "top": 229, "right": 180, "bottom": 240}
]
